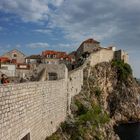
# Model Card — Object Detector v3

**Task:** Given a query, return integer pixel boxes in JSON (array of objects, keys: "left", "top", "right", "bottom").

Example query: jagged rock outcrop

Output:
[
  {"left": 86, "top": 62, "right": 140, "bottom": 122},
  {"left": 46, "top": 61, "right": 140, "bottom": 140}
]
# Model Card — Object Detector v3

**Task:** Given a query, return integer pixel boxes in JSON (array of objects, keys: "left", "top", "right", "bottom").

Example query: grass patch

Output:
[
  {"left": 94, "top": 87, "right": 102, "bottom": 97},
  {"left": 77, "top": 104, "right": 110, "bottom": 125},
  {"left": 112, "top": 60, "right": 132, "bottom": 81},
  {"left": 75, "top": 100, "right": 88, "bottom": 115}
]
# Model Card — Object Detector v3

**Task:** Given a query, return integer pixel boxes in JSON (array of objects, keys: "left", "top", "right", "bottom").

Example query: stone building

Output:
[
  {"left": 76, "top": 38, "right": 101, "bottom": 60},
  {"left": 2, "top": 49, "right": 26, "bottom": 64},
  {"left": 68, "top": 51, "right": 76, "bottom": 63},
  {"left": 114, "top": 50, "right": 128, "bottom": 63},
  {"left": 25, "top": 55, "right": 42, "bottom": 64},
  {"left": 74, "top": 38, "right": 128, "bottom": 67}
]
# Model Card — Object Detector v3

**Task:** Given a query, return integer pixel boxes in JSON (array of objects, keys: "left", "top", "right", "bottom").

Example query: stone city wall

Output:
[
  {"left": 67, "top": 67, "right": 83, "bottom": 113},
  {"left": 0, "top": 80, "right": 67, "bottom": 140},
  {"left": 0, "top": 63, "right": 83, "bottom": 140},
  {"left": 88, "top": 49, "right": 114, "bottom": 66}
]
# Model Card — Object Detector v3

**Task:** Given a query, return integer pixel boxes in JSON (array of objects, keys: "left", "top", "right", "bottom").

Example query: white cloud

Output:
[
  {"left": 27, "top": 42, "right": 49, "bottom": 49},
  {"left": 0, "top": 0, "right": 49, "bottom": 22},
  {"left": 34, "top": 29, "right": 52, "bottom": 34},
  {"left": 0, "top": 0, "right": 65, "bottom": 22},
  {"left": 49, "top": 0, "right": 140, "bottom": 45}
]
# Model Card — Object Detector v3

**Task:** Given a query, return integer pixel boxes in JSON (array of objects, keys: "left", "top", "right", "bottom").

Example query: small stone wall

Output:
[{"left": 0, "top": 69, "right": 16, "bottom": 77}]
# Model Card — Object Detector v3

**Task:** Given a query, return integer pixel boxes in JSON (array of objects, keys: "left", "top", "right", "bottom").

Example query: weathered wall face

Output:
[
  {"left": 0, "top": 64, "right": 16, "bottom": 77},
  {"left": 45, "top": 64, "right": 67, "bottom": 80},
  {"left": 0, "top": 80, "right": 67, "bottom": 140},
  {"left": 89, "top": 49, "right": 114, "bottom": 66},
  {"left": 83, "top": 43, "right": 100, "bottom": 53},
  {"left": 0, "top": 69, "right": 15, "bottom": 77},
  {"left": 115, "top": 50, "right": 129, "bottom": 63},
  {"left": 16, "top": 69, "right": 30, "bottom": 78},
  {"left": 43, "top": 58, "right": 59, "bottom": 64},
  {"left": 68, "top": 68, "right": 83, "bottom": 97},
  {"left": 67, "top": 67, "right": 83, "bottom": 113},
  {"left": 123, "top": 53, "right": 129, "bottom": 63}
]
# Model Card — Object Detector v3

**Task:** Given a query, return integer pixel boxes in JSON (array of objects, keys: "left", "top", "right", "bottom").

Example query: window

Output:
[
  {"left": 47, "top": 54, "right": 50, "bottom": 58},
  {"left": 13, "top": 53, "right": 17, "bottom": 58},
  {"left": 48, "top": 72, "right": 57, "bottom": 80},
  {"left": 21, "top": 133, "right": 30, "bottom": 140}
]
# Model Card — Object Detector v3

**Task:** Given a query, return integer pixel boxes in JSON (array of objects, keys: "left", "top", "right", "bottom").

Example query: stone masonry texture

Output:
[
  {"left": 0, "top": 66, "right": 83, "bottom": 140},
  {"left": 0, "top": 80, "right": 68, "bottom": 140}
]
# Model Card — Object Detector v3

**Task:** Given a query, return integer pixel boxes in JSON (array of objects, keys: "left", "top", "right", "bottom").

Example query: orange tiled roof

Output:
[
  {"left": 42, "top": 50, "right": 66, "bottom": 56},
  {"left": 0, "top": 57, "right": 10, "bottom": 62},
  {"left": 42, "top": 50, "right": 72, "bottom": 61}
]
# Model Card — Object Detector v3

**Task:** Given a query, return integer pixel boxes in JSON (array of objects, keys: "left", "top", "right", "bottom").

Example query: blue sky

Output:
[{"left": 0, "top": 0, "right": 140, "bottom": 77}]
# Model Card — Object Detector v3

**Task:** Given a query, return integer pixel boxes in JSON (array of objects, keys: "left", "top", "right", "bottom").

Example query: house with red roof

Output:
[
  {"left": 2, "top": 49, "right": 26, "bottom": 64},
  {"left": 42, "top": 50, "right": 72, "bottom": 64},
  {"left": 0, "top": 57, "right": 11, "bottom": 64}
]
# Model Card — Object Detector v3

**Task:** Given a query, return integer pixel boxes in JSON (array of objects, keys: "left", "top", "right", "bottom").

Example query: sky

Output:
[{"left": 0, "top": 0, "right": 140, "bottom": 77}]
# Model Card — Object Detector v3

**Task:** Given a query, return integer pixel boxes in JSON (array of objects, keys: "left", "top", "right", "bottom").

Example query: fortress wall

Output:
[
  {"left": 89, "top": 49, "right": 114, "bottom": 66},
  {"left": 67, "top": 67, "right": 83, "bottom": 113},
  {"left": 0, "top": 80, "right": 67, "bottom": 140},
  {"left": 68, "top": 67, "right": 83, "bottom": 97}
]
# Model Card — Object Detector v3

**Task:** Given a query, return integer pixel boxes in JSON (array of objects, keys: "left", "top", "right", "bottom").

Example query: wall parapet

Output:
[{"left": 0, "top": 79, "right": 67, "bottom": 140}]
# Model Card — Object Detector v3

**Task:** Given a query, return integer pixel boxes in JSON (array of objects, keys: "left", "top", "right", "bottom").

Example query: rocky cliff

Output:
[{"left": 47, "top": 61, "right": 140, "bottom": 140}]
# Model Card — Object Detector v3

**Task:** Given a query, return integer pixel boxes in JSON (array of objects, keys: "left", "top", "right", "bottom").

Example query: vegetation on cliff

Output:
[
  {"left": 112, "top": 60, "right": 132, "bottom": 82},
  {"left": 46, "top": 61, "right": 140, "bottom": 140}
]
